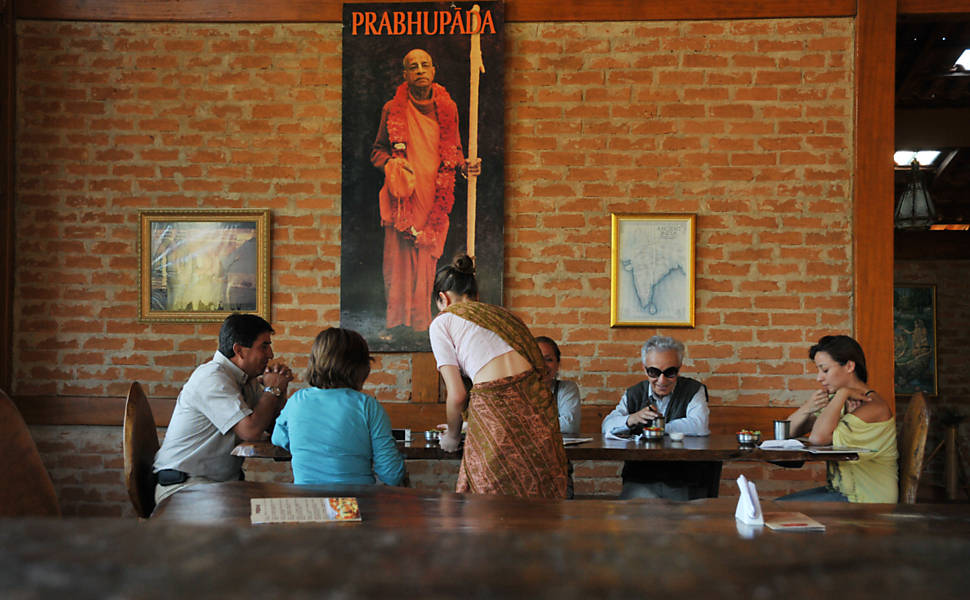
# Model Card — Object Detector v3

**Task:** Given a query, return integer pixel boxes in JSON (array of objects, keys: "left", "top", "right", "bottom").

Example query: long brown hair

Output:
[{"left": 305, "top": 328, "right": 372, "bottom": 390}]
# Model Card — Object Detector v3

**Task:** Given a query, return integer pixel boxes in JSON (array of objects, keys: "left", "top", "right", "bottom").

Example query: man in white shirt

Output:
[
  {"left": 601, "top": 335, "right": 715, "bottom": 500},
  {"left": 153, "top": 313, "right": 293, "bottom": 505}
]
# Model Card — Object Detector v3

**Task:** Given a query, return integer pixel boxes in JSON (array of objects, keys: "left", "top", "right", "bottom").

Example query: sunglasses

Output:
[{"left": 645, "top": 366, "right": 680, "bottom": 378}]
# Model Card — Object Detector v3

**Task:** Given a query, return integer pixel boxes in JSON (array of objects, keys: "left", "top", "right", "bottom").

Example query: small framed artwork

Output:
[
  {"left": 893, "top": 284, "right": 938, "bottom": 396},
  {"left": 610, "top": 213, "right": 695, "bottom": 327},
  {"left": 138, "top": 209, "right": 271, "bottom": 323}
]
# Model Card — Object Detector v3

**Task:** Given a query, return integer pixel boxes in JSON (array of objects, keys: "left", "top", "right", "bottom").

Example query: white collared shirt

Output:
[{"left": 153, "top": 351, "right": 259, "bottom": 481}]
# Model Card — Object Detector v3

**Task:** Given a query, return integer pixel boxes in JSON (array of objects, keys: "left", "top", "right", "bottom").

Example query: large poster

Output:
[{"left": 341, "top": 2, "right": 505, "bottom": 352}]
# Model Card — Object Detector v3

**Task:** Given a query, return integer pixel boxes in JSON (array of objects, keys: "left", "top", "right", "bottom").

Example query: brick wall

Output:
[
  {"left": 895, "top": 260, "right": 970, "bottom": 497},
  {"left": 16, "top": 17, "right": 854, "bottom": 515}
]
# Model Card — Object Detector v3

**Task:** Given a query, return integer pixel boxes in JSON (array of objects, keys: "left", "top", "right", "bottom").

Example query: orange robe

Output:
[{"left": 371, "top": 84, "right": 462, "bottom": 332}]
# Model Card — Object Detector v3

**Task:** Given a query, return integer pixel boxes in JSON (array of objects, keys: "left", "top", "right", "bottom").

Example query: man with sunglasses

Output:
[{"left": 601, "top": 335, "right": 712, "bottom": 499}]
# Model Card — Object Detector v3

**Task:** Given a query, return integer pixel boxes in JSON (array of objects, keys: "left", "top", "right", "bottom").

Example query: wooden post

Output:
[{"left": 466, "top": 4, "right": 484, "bottom": 258}]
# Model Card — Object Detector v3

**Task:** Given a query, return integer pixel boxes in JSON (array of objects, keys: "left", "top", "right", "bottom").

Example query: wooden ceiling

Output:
[{"left": 896, "top": 15, "right": 970, "bottom": 229}]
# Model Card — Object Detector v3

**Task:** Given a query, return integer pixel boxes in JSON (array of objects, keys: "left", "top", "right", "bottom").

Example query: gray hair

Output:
[{"left": 640, "top": 335, "right": 685, "bottom": 365}]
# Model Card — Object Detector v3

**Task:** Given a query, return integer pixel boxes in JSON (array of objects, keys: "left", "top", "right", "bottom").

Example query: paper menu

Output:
[
  {"left": 759, "top": 439, "right": 805, "bottom": 450},
  {"left": 764, "top": 512, "right": 826, "bottom": 531},
  {"left": 250, "top": 497, "right": 361, "bottom": 524},
  {"left": 734, "top": 474, "right": 764, "bottom": 526}
]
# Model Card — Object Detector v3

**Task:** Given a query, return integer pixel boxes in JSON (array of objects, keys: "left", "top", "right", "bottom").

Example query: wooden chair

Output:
[
  {"left": 898, "top": 391, "right": 930, "bottom": 504},
  {"left": 0, "top": 388, "right": 60, "bottom": 517},
  {"left": 123, "top": 382, "right": 160, "bottom": 518}
]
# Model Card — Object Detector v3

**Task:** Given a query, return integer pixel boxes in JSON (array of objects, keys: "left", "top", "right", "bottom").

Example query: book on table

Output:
[{"left": 764, "top": 512, "right": 826, "bottom": 531}]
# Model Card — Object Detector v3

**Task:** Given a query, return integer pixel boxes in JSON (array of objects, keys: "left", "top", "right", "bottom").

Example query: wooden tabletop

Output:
[
  {"left": 233, "top": 433, "right": 859, "bottom": 463},
  {"left": 4, "top": 483, "right": 969, "bottom": 599},
  {"left": 149, "top": 480, "right": 966, "bottom": 534}
]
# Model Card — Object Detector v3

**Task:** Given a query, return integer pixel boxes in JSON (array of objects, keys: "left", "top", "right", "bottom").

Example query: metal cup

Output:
[
  {"left": 652, "top": 416, "right": 665, "bottom": 430},
  {"left": 773, "top": 419, "right": 791, "bottom": 440}
]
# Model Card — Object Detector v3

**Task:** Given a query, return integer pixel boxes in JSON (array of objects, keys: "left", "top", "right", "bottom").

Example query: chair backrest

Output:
[
  {"left": 0, "top": 388, "right": 60, "bottom": 517},
  {"left": 898, "top": 391, "right": 931, "bottom": 504},
  {"left": 123, "top": 382, "right": 160, "bottom": 518}
]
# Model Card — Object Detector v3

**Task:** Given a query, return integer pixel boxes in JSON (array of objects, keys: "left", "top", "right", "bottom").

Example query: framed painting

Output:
[
  {"left": 138, "top": 209, "right": 270, "bottom": 323},
  {"left": 610, "top": 213, "right": 695, "bottom": 327},
  {"left": 893, "top": 284, "right": 938, "bottom": 396}
]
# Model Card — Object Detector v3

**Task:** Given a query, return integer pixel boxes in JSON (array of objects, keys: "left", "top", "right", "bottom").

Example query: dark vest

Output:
[
  {"left": 620, "top": 376, "right": 719, "bottom": 494},
  {"left": 624, "top": 376, "right": 704, "bottom": 434}
]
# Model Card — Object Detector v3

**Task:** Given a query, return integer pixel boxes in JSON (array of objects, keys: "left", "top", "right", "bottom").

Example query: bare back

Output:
[{"left": 473, "top": 350, "right": 532, "bottom": 384}]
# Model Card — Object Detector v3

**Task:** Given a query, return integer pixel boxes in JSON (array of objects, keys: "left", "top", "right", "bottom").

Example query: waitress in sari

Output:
[{"left": 429, "top": 254, "right": 568, "bottom": 498}]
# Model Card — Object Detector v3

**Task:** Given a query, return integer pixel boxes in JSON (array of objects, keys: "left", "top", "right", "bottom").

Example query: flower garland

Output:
[{"left": 384, "top": 82, "right": 463, "bottom": 257}]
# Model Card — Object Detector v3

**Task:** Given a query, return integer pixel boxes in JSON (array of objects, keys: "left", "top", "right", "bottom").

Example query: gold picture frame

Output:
[
  {"left": 610, "top": 213, "right": 695, "bottom": 327},
  {"left": 138, "top": 209, "right": 271, "bottom": 323}
]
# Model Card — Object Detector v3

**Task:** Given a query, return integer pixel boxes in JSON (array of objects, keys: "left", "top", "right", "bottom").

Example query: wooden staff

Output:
[{"left": 467, "top": 4, "right": 484, "bottom": 259}]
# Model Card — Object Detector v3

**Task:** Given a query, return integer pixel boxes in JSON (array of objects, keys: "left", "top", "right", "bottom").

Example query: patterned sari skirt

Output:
[{"left": 456, "top": 369, "right": 569, "bottom": 499}]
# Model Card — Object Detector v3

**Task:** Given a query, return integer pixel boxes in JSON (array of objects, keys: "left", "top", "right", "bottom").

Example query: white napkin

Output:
[
  {"left": 759, "top": 439, "right": 804, "bottom": 450},
  {"left": 734, "top": 474, "right": 764, "bottom": 526}
]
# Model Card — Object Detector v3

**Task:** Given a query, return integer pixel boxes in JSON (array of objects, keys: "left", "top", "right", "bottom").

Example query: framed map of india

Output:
[{"left": 610, "top": 213, "right": 695, "bottom": 327}]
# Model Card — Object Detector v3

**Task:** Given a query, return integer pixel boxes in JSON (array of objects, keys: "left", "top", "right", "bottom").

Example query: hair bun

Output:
[{"left": 452, "top": 253, "right": 475, "bottom": 275}]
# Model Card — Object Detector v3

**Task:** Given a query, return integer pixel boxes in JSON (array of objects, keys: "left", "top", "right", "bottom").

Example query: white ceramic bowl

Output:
[{"left": 668, "top": 431, "right": 685, "bottom": 442}]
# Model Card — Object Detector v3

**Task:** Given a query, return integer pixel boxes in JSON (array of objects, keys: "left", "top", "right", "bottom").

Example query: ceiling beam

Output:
[
  {"left": 895, "top": 230, "right": 970, "bottom": 259},
  {"left": 896, "top": 108, "right": 970, "bottom": 147}
]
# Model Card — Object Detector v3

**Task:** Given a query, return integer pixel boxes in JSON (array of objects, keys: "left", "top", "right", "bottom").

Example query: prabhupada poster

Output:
[{"left": 340, "top": 1, "right": 505, "bottom": 352}]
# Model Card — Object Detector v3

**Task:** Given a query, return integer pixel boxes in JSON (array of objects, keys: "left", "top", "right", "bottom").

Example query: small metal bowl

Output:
[
  {"left": 642, "top": 427, "right": 664, "bottom": 441},
  {"left": 424, "top": 430, "right": 440, "bottom": 441},
  {"left": 736, "top": 431, "right": 761, "bottom": 445}
]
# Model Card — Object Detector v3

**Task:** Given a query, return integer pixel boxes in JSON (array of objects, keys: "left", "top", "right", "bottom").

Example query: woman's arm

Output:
[
  {"left": 269, "top": 403, "right": 289, "bottom": 450},
  {"left": 367, "top": 399, "right": 407, "bottom": 486},
  {"left": 788, "top": 389, "right": 829, "bottom": 437},
  {"left": 438, "top": 365, "right": 467, "bottom": 452},
  {"left": 808, "top": 388, "right": 852, "bottom": 445}
]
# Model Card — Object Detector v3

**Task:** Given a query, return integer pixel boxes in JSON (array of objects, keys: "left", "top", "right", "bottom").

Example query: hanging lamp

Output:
[{"left": 894, "top": 158, "right": 936, "bottom": 230}]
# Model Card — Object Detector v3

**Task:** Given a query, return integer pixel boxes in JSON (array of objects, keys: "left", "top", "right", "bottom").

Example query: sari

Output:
[{"left": 443, "top": 301, "right": 569, "bottom": 498}]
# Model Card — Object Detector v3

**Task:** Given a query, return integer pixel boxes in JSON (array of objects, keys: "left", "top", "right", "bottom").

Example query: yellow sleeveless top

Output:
[{"left": 829, "top": 413, "right": 898, "bottom": 503}]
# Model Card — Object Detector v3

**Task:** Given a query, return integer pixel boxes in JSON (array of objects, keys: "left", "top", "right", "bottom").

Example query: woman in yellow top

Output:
[{"left": 780, "top": 335, "right": 898, "bottom": 503}]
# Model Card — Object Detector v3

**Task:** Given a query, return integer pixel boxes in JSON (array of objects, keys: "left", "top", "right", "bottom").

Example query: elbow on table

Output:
[{"left": 808, "top": 432, "right": 833, "bottom": 446}]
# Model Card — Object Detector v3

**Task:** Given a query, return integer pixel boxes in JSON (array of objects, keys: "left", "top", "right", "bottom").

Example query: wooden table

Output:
[
  {"left": 4, "top": 481, "right": 957, "bottom": 598},
  {"left": 234, "top": 433, "right": 860, "bottom": 464}
]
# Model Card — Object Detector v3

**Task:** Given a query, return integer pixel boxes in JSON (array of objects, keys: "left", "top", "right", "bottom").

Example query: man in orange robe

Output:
[{"left": 370, "top": 49, "right": 482, "bottom": 333}]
